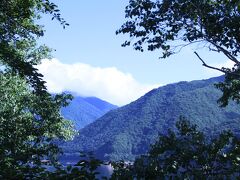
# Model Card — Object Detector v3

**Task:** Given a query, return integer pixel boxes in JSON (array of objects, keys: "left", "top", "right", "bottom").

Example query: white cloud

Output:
[{"left": 37, "top": 59, "right": 160, "bottom": 106}]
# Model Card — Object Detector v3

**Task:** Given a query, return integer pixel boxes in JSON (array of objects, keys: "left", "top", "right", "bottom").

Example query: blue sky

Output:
[{"left": 38, "top": 0, "right": 230, "bottom": 105}]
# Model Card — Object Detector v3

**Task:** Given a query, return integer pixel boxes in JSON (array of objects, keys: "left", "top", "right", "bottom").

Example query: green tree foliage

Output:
[
  {"left": 0, "top": 74, "right": 75, "bottom": 178},
  {"left": 111, "top": 117, "right": 240, "bottom": 179},
  {"left": 0, "top": 1, "right": 108, "bottom": 178},
  {"left": 0, "top": 0, "right": 74, "bottom": 178},
  {"left": 117, "top": 0, "right": 240, "bottom": 105},
  {"left": 0, "top": 0, "right": 68, "bottom": 93}
]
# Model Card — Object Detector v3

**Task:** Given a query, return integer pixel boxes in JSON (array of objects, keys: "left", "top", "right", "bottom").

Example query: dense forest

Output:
[{"left": 61, "top": 76, "right": 240, "bottom": 161}]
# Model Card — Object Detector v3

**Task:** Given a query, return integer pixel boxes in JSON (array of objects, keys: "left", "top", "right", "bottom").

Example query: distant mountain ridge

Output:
[
  {"left": 61, "top": 94, "right": 117, "bottom": 130},
  {"left": 61, "top": 76, "right": 240, "bottom": 161}
]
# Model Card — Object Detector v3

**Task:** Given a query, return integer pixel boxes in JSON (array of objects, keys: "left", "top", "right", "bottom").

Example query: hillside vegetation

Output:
[{"left": 62, "top": 76, "right": 240, "bottom": 161}]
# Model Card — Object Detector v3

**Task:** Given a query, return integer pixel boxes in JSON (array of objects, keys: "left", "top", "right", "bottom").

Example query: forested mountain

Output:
[
  {"left": 61, "top": 76, "right": 240, "bottom": 161},
  {"left": 61, "top": 94, "right": 117, "bottom": 130}
]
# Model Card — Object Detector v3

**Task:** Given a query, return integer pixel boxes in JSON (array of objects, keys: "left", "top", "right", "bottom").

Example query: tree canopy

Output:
[
  {"left": 0, "top": 0, "right": 74, "bottom": 177},
  {"left": 0, "top": 0, "right": 68, "bottom": 94},
  {"left": 117, "top": 0, "right": 240, "bottom": 105},
  {"left": 111, "top": 117, "right": 240, "bottom": 179},
  {"left": 117, "top": 0, "right": 240, "bottom": 60}
]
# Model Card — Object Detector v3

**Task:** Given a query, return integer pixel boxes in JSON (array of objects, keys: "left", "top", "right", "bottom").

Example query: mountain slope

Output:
[
  {"left": 61, "top": 95, "right": 117, "bottom": 130},
  {"left": 83, "top": 97, "right": 118, "bottom": 114},
  {"left": 62, "top": 76, "right": 240, "bottom": 161}
]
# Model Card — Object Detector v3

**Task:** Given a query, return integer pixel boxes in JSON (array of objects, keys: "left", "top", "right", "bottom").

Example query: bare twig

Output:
[
  {"left": 207, "top": 40, "right": 240, "bottom": 64},
  {"left": 171, "top": 40, "right": 204, "bottom": 54},
  {"left": 194, "top": 51, "right": 228, "bottom": 74},
  {"left": 194, "top": 51, "right": 240, "bottom": 78}
]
